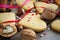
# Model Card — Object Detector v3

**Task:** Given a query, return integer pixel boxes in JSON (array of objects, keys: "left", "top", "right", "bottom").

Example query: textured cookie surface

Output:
[
  {"left": 19, "top": 13, "right": 47, "bottom": 32},
  {"left": 16, "top": 0, "right": 34, "bottom": 10},
  {"left": 0, "top": 12, "right": 17, "bottom": 37},
  {"left": 35, "top": 2, "right": 48, "bottom": 14},
  {"left": 16, "top": 0, "right": 26, "bottom": 5},
  {"left": 48, "top": 4, "right": 58, "bottom": 11},
  {"left": 0, "top": 12, "right": 15, "bottom": 24},
  {"left": 21, "top": 29, "right": 36, "bottom": 40},
  {"left": 21, "top": 29, "right": 36, "bottom": 38},
  {"left": 51, "top": 20, "right": 60, "bottom": 32},
  {"left": 30, "top": 0, "right": 36, "bottom": 3},
  {"left": 35, "top": 2, "right": 58, "bottom": 14}
]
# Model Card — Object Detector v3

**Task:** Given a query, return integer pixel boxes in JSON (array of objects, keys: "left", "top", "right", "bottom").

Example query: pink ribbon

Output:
[
  {"left": 0, "top": 0, "right": 30, "bottom": 8},
  {"left": 0, "top": 4, "right": 20, "bottom": 8}
]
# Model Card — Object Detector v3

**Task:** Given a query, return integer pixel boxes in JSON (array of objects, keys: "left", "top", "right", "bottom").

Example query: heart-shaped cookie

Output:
[{"left": 19, "top": 13, "right": 47, "bottom": 32}]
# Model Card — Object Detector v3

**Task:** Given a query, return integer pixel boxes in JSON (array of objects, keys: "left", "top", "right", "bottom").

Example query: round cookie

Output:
[
  {"left": 51, "top": 20, "right": 60, "bottom": 33},
  {"left": 20, "top": 29, "right": 36, "bottom": 40}
]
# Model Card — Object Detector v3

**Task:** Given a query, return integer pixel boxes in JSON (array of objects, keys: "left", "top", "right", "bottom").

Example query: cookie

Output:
[
  {"left": 55, "top": 0, "right": 60, "bottom": 6},
  {"left": 48, "top": 4, "right": 58, "bottom": 12},
  {"left": 20, "top": 29, "right": 36, "bottom": 40},
  {"left": 19, "top": 13, "right": 47, "bottom": 32},
  {"left": 0, "top": 12, "right": 15, "bottom": 23},
  {"left": 51, "top": 20, "right": 60, "bottom": 33},
  {"left": 41, "top": 8, "right": 56, "bottom": 20},
  {"left": 16, "top": 0, "right": 34, "bottom": 10},
  {"left": 35, "top": 2, "right": 48, "bottom": 14},
  {"left": 0, "top": 12, "right": 17, "bottom": 37},
  {"left": 30, "top": 0, "right": 36, "bottom": 3},
  {"left": 23, "top": 1, "right": 34, "bottom": 10},
  {"left": 0, "top": 24, "right": 17, "bottom": 37},
  {"left": 35, "top": 2, "right": 58, "bottom": 14}
]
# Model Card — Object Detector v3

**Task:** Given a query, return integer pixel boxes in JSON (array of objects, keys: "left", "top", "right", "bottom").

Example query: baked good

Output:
[
  {"left": 0, "top": 24, "right": 17, "bottom": 37},
  {"left": 35, "top": 2, "right": 58, "bottom": 14},
  {"left": 20, "top": 29, "right": 36, "bottom": 40},
  {"left": 0, "top": 12, "right": 16, "bottom": 22},
  {"left": 35, "top": 2, "right": 48, "bottom": 14},
  {"left": 41, "top": 8, "right": 56, "bottom": 20},
  {"left": 48, "top": 4, "right": 58, "bottom": 12},
  {"left": 51, "top": 20, "right": 60, "bottom": 33},
  {"left": 30, "top": 0, "right": 36, "bottom": 3},
  {"left": 55, "top": 0, "right": 60, "bottom": 6},
  {"left": 19, "top": 13, "right": 47, "bottom": 32},
  {"left": 16, "top": 0, "right": 34, "bottom": 11},
  {"left": 0, "top": 12, "right": 17, "bottom": 37},
  {"left": 0, "top": 0, "right": 14, "bottom": 11}
]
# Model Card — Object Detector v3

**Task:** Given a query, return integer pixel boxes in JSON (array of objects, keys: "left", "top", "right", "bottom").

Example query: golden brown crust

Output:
[
  {"left": 51, "top": 20, "right": 60, "bottom": 33},
  {"left": 20, "top": 29, "right": 36, "bottom": 40},
  {"left": 41, "top": 8, "right": 56, "bottom": 20}
]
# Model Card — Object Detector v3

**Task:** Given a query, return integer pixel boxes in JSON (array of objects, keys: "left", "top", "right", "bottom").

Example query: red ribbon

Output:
[
  {"left": 0, "top": 0, "right": 60, "bottom": 24},
  {"left": 0, "top": 8, "right": 33, "bottom": 24},
  {"left": 20, "top": 7, "right": 34, "bottom": 20},
  {"left": 0, "top": 0, "right": 32, "bottom": 24},
  {"left": 0, "top": 20, "right": 19, "bottom": 24}
]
